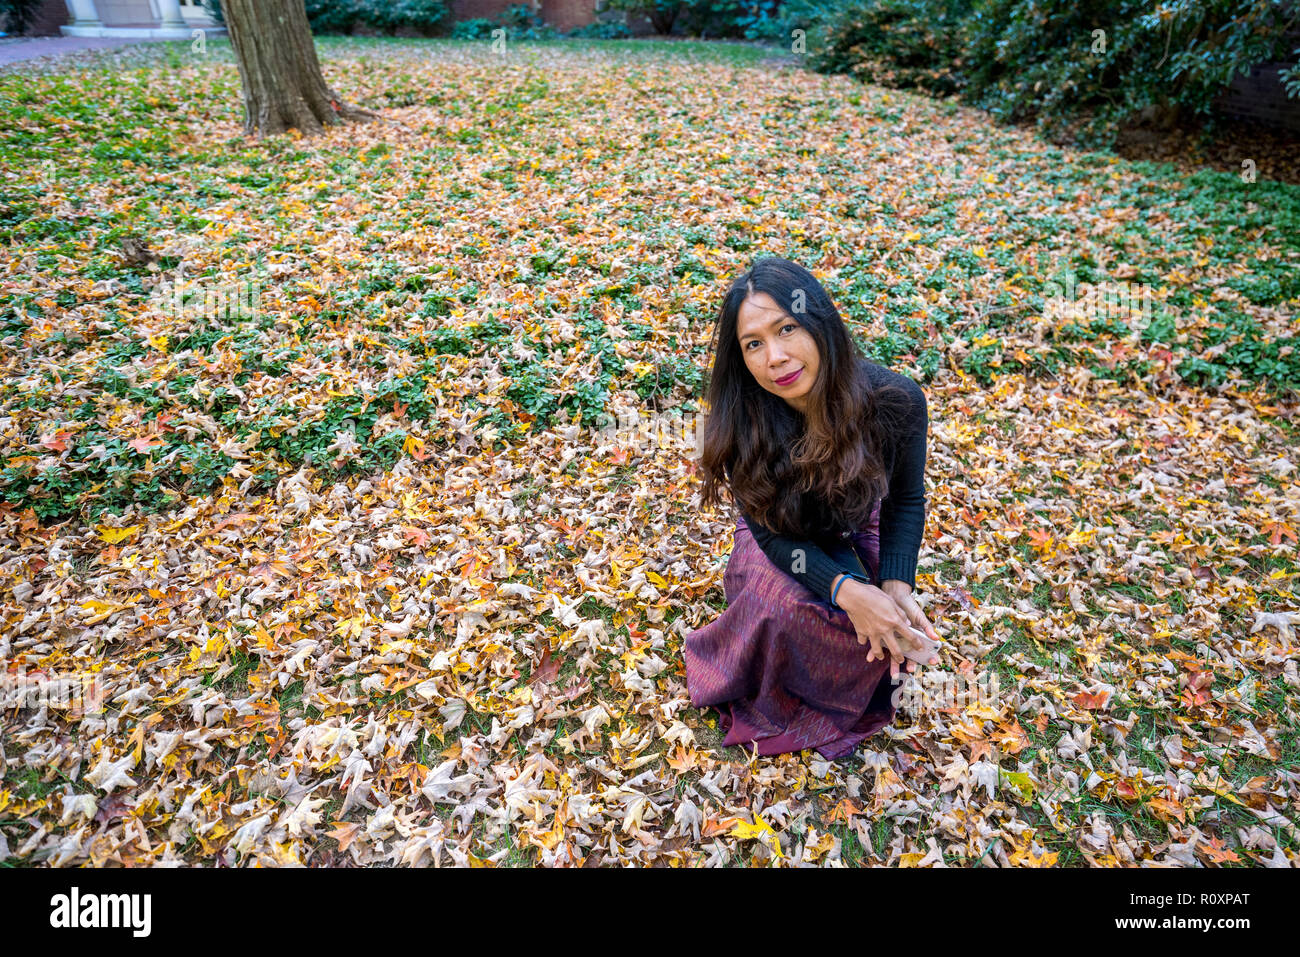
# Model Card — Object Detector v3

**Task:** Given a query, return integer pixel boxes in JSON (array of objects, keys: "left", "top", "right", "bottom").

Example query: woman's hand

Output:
[
  {"left": 833, "top": 577, "right": 939, "bottom": 681},
  {"left": 879, "top": 579, "right": 941, "bottom": 646}
]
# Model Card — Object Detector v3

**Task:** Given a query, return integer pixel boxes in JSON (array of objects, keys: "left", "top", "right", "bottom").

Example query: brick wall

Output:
[
  {"left": 1213, "top": 60, "right": 1300, "bottom": 134},
  {"left": 540, "top": 0, "right": 597, "bottom": 32},
  {"left": 450, "top": 0, "right": 522, "bottom": 22},
  {"left": 2, "top": 0, "right": 69, "bottom": 36},
  {"left": 450, "top": 0, "right": 598, "bottom": 30}
]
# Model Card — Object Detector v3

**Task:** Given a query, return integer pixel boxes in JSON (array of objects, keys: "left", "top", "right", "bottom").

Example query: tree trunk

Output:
[
  {"left": 222, "top": 0, "right": 374, "bottom": 137},
  {"left": 648, "top": 1, "right": 680, "bottom": 35}
]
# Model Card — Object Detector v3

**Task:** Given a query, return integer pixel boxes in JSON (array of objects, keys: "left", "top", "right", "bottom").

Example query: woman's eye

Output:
[{"left": 780, "top": 324, "right": 795, "bottom": 334}]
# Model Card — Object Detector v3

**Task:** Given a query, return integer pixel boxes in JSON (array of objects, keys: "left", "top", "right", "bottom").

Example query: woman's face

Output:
[{"left": 736, "top": 291, "right": 820, "bottom": 413}]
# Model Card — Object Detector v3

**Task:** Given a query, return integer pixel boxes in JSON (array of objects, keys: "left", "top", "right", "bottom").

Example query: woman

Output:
[{"left": 684, "top": 255, "right": 941, "bottom": 761}]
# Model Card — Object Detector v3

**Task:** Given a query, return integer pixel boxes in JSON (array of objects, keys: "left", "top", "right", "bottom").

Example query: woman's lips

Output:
[{"left": 774, "top": 368, "right": 802, "bottom": 386}]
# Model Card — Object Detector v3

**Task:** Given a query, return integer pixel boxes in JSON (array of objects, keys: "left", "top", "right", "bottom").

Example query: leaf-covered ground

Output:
[{"left": 1, "top": 38, "right": 1298, "bottom": 867}]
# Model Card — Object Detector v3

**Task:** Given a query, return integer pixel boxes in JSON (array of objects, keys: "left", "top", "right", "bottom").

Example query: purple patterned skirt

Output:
[{"left": 683, "top": 502, "right": 897, "bottom": 760}]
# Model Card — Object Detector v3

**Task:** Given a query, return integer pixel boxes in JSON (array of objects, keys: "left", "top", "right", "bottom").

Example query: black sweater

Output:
[{"left": 739, "top": 358, "right": 929, "bottom": 604}]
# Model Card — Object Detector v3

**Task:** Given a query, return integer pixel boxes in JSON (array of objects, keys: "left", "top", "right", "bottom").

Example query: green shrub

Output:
[
  {"left": 959, "top": 0, "right": 1300, "bottom": 148},
  {"left": 304, "top": 0, "right": 358, "bottom": 34},
  {"left": 602, "top": 0, "right": 686, "bottom": 34},
  {"left": 565, "top": 19, "right": 633, "bottom": 38},
  {"left": 304, "top": 0, "right": 449, "bottom": 36},
  {"left": 450, "top": 17, "right": 496, "bottom": 39},
  {"left": 675, "top": 0, "right": 783, "bottom": 39},
  {"left": 805, "top": 0, "right": 974, "bottom": 96},
  {"left": 360, "top": 0, "right": 449, "bottom": 34},
  {"left": 495, "top": 3, "right": 558, "bottom": 38},
  {"left": 805, "top": 0, "right": 1300, "bottom": 149},
  {"left": 0, "top": 0, "right": 44, "bottom": 35}
]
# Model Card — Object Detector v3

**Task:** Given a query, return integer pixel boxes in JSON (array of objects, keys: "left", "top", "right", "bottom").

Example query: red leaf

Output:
[
  {"left": 93, "top": 795, "right": 132, "bottom": 825},
  {"left": 1261, "top": 521, "right": 1297, "bottom": 546},
  {"left": 213, "top": 512, "right": 258, "bottom": 532},
  {"left": 826, "top": 798, "right": 862, "bottom": 823},
  {"left": 1072, "top": 691, "right": 1110, "bottom": 710},
  {"left": 554, "top": 676, "right": 589, "bottom": 702},
  {"left": 128, "top": 436, "right": 163, "bottom": 454},
  {"left": 1201, "top": 835, "right": 1241, "bottom": 864},
  {"left": 527, "top": 645, "right": 561, "bottom": 687},
  {"left": 1027, "top": 528, "right": 1054, "bottom": 550},
  {"left": 40, "top": 430, "right": 72, "bottom": 452}
]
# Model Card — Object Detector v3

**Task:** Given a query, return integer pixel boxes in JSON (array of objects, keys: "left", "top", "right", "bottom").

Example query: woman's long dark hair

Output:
[{"left": 698, "top": 256, "right": 914, "bottom": 538}]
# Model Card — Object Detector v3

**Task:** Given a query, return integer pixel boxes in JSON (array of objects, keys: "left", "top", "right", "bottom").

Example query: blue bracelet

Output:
[
  {"left": 831, "top": 573, "right": 870, "bottom": 609},
  {"left": 830, "top": 575, "right": 849, "bottom": 609}
]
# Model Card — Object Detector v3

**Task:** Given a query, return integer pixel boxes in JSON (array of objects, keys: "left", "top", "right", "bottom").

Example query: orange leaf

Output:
[
  {"left": 327, "top": 822, "right": 360, "bottom": 852},
  {"left": 664, "top": 744, "right": 697, "bottom": 773},
  {"left": 1027, "top": 528, "right": 1054, "bottom": 551},
  {"left": 993, "top": 719, "right": 1031, "bottom": 755},
  {"left": 128, "top": 436, "right": 164, "bottom": 454},
  {"left": 1072, "top": 690, "right": 1110, "bottom": 710},
  {"left": 40, "top": 430, "right": 72, "bottom": 452},
  {"left": 1200, "top": 835, "right": 1240, "bottom": 864},
  {"left": 825, "top": 798, "right": 862, "bottom": 823},
  {"left": 701, "top": 815, "right": 744, "bottom": 838},
  {"left": 1260, "top": 521, "right": 1298, "bottom": 546},
  {"left": 1146, "top": 797, "right": 1186, "bottom": 824},
  {"left": 213, "top": 512, "right": 258, "bottom": 532}
]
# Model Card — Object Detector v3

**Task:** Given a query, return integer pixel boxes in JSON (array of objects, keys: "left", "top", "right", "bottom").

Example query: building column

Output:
[
  {"left": 65, "top": 0, "right": 103, "bottom": 27},
  {"left": 156, "top": 0, "right": 187, "bottom": 29}
]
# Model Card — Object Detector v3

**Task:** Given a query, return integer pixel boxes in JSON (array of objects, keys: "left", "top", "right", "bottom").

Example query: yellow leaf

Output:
[
  {"left": 335, "top": 616, "right": 366, "bottom": 639},
  {"left": 97, "top": 525, "right": 139, "bottom": 544},
  {"left": 1001, "top": 770, "right": 1036, "bottom": 803},
  {"left": 730, "top": 817, "right": 784, "bottom": 858},
  {"left": 81, "top": 598, "right": 131, "bottom": 624},
  {"left": 804, "top": 829, "right": 836, "bottom": 861},
  {"left": 646, "top": 571, "right": 668, "bottom": 588}
]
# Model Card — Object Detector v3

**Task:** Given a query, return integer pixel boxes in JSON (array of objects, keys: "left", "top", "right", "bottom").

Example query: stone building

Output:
[{"left": 58, "top": 0, "right": 220, "bottom": 37}]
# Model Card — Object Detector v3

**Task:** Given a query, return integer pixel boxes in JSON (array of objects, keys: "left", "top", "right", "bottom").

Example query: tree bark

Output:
[
  {"left": 648, "top": 2, "right": 681, "bottom": 36},
  {"left": 222, "top": 0, "right": 374, "bottom": 137}
]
